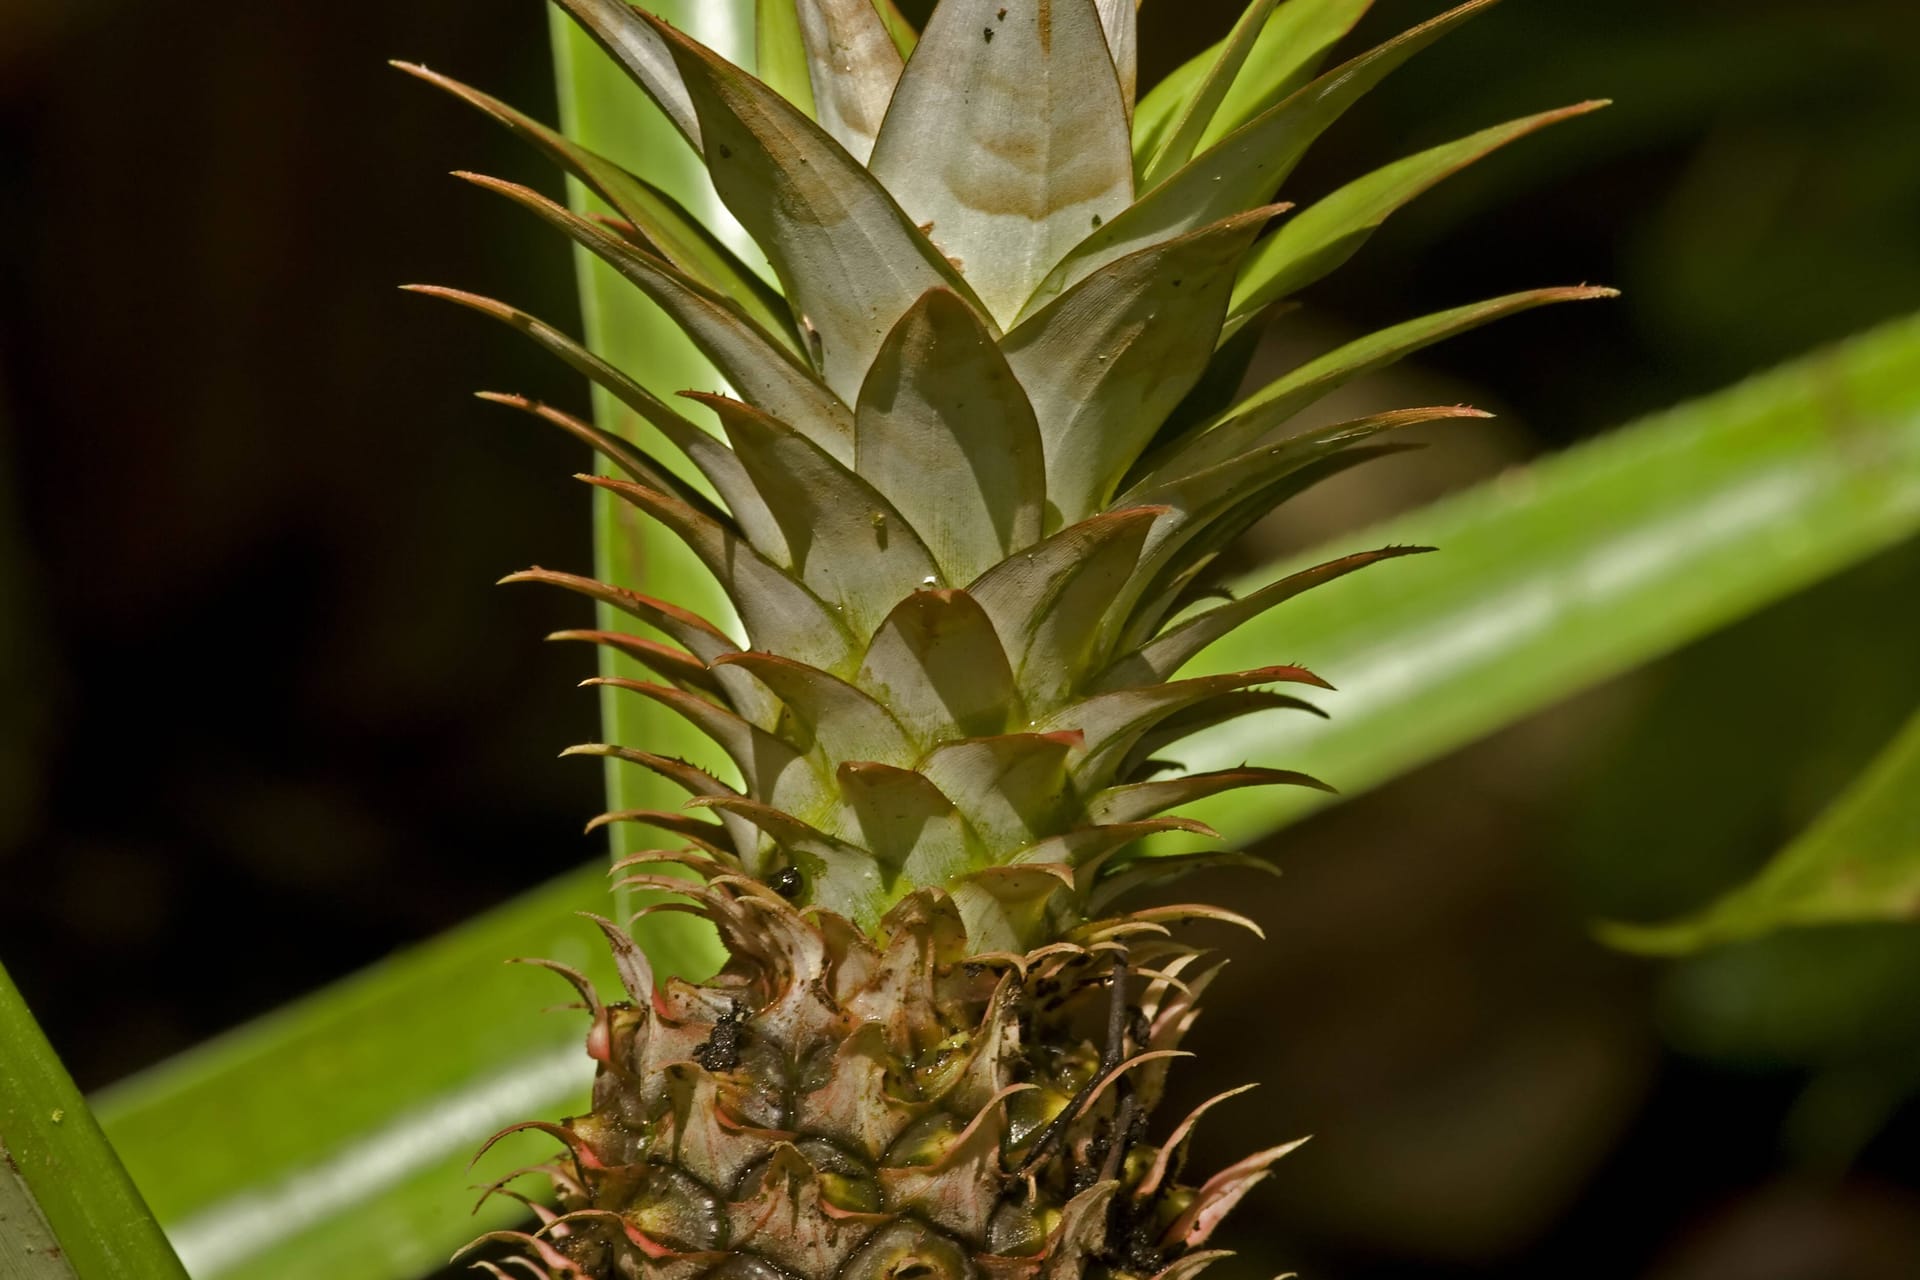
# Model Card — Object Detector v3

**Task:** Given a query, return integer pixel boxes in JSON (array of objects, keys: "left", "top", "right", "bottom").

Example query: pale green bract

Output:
[{"left": 406, "top": 0, "right": 1606, "bottom": 939}]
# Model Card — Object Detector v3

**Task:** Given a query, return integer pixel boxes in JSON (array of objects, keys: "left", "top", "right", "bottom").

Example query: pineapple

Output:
[{"left": 401, "top": 0, "right": 1608, "bottom": 1276}]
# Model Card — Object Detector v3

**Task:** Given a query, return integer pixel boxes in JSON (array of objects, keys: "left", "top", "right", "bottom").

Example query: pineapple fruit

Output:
[{"left": 402, "top": 0, "right": 1608, "bottom": 1276}]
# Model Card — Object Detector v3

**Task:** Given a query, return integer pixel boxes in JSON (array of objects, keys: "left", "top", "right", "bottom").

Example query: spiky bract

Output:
[{"left": 472, "top": 882, "right": 1291, "bottom": 1280}]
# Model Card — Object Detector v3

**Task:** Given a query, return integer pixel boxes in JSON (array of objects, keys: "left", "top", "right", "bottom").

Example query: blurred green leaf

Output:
[
  {"left": 93, "top": 867, "right": 615, "bottom": 1280},
  {"left": 1, "top": 962, "right": 186, "bottom": 1279},
  {"left": 1601, "top": 705, "right": 1920, "bottom": 955},
  {"left": 1174, "top": 310, "right": 1920, "bottom": 837},
  {"left": 754, "top": 0, "right": 816, "bottom": 118},
  {"left": 870, "top": 0, "right": 917, "bottom": 58}
]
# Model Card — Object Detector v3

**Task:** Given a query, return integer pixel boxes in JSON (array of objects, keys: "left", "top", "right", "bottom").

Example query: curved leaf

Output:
[
  {"left": 1601, "top": 705, "right": 1920, "bottom": 955},
  {"left": 396, "top": 62, "right": 793, "bottom": 345},
  {"left": 587, "top": 476, "right": 860, "bottom": 674},
  {"left": 458, "top": 174, "right": 855, "bottom": 456},
  {"left": 1088, "top": 767, "right": 1334, "bottom": 826},
  {"left": 474, "top": 391, "right": 728, "bottom": 524},
  {"left": 1138, "top": 0, "right": 1282, "bottom": 190},
  {"left": 1094, "top": 0, "right": 1139, "bottom": 112},
  {"left": 1070, "top": 0, "right": 1491, "bottom": 291},
  {"left": 921, "top": 732, "right": 1082, "bottom": 851},
  {"left": 693, "top": 393, "right": 942, "bottom": 635},
  {"left": 1046, "top": 664, "right": 1332, "bottom": 785},
  {"left": 1202, "top": 0, "right": 1378, "bottom": 145},
  {"left": 968, "top": 508, "right": 1165, "bottom": 688},
  {"left": 837, "top": 761, "right": 976, "bottom": 886},
  {"left": 552, "top": 0, "right": 704, "bottom": 147},
  {"left": 593, "top": 677, "right": 831, "bottom": 820},
  {"left": 498, "top": 566, "right": 738, "bottom": 666},
  {"left": 1099, "top": 546, "right": 1435, "bottom": 688},
  {"left": 1132, "top": 0, "right": 1372, "bottom": 166},
  {"left": 855, "top": 589, "right": 1019, "bottom": 744},
  {"left": 713, "top": 650, "right": 918, "bottom": 766},
  {"left": 1228, "top": 101, "right": 1607, "bottom": 328},
  {"left": 1138, "top": 285, "right": 1616, "bottom": 486},
  {"left": 406, "top": 287, "right": 791, "bottom": 562}
]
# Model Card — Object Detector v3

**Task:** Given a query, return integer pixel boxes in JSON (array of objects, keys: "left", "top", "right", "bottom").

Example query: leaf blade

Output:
[
  {"left": 756, "top": 0, "right": 818, "bottom": 117},
  {"left": 869, "top": 0, "right": 1134, "bottom": 324},
  {"left": 1600, "top": 705, "right": 1920, "bottom": 955},
  {"left": 1227, "top": 100, "right": 1607, "bottom": 325},
  {"left": 547, "top": 0, "right": 758, "bottom": 943},
  {"left": 1068, "top": 0, "right": 1492, "bottom": 294},
  {"left": 1138, "top": 0, "right": 1282, "bottom": 189},
  {"left": 1, "top": 964, "right": 187, "bottom": 1280}
]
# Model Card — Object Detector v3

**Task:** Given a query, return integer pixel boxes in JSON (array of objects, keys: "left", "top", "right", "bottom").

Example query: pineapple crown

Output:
[{"left": 400, "top": 0, "right": 1609, "bottom": 952}]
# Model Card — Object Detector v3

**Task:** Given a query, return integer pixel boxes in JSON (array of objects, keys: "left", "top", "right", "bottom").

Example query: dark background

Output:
[{"left": 4, "top": 0, "right": 1920, "bottom": 1276}]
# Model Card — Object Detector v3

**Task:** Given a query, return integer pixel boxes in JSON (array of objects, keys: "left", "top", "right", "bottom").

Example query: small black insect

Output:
[
  {"left": 770, "top": 866, "right": 803, "bottom": 898},
  {"left": 693, "top": 999, "right": 748, "bottom": 1072}
]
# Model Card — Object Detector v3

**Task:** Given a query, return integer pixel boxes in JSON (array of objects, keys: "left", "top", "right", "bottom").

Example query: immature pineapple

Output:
[{"left": 404, "top": 1, "right": 1607, "bottom": 1276}]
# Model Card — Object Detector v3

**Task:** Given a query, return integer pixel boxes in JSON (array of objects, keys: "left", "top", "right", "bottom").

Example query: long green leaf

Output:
[
  {"left": 0, "top": 962, "right": 186, "bottom": 1279},
  {"left": 95, "top": 312, "right": 1920, "bottom": 1276},
  {"left": 1227, "top": 101, "right": 1607, "bottom": 330},
  {"left": 1172, "top": 311, "right": 1920, "bottom": 837},
  {"left": 1599, "top": 704, "right": 1920, "bottom": 955},
  {"left": 1137, "top": 0, "right": 1281, "bottom": 189},
  {"left": 754, "top": 0, "right": 816, "bottom": 118},
  {"left": 92, "top": 868, "right": 618, "bottom": 1280},
  {"left": 1132, "top": 0, "right": 1372, "bottom": 168}
]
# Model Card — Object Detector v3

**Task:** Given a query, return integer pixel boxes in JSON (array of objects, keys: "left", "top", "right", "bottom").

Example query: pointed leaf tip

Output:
[{"left": 1229, "top": 101, "right": 1613, "bottom": 325}]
